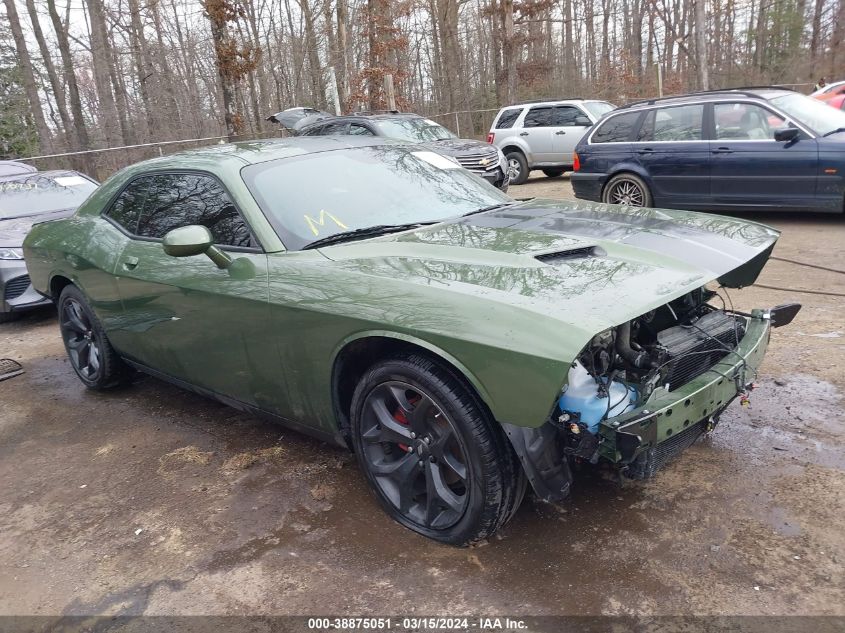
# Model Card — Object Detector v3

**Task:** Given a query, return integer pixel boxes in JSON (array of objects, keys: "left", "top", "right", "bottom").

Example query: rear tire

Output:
[
  {"left": 602, "top": 173, "right": 653, "bottom": 207},
  {"left": 505, "top": 151, "right": 529, "bottom": 185},
  {"left": 58, "top": 285, "right": 131, "bottom": 390},
  {"left": 350, "top": 353, "right": 524, "bottom": 545},
  {"left": 0, "top": 311, "right": 19, "bottom": 324},
  {"left": 542, "top": 168, "right": 565, "bottom": 178}
]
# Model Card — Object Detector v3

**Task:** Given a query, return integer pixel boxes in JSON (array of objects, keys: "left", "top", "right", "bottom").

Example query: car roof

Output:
[
  {"left": 0, "top": 160, "right": 37, "bottom": 179},
  {"left": 498, "top": 99, "right": 607, "bottom": 109},
  {"left": 0, "top": 168, "right": 89, "bottom": 184},
  {"left": 114, "top": 136, "right": 409, "bottom": 173},
  {"left": 615, "top": 87, "right": 795, "bottom": 111}
]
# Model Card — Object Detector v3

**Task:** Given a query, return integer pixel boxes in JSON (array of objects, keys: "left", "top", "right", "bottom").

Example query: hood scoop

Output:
[{"left": 535, "top": 245, "right": 603, "bottom": 264}]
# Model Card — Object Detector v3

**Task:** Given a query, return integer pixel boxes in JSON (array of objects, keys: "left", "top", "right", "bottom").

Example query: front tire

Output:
[
  {"left": 542, "top": 168, "right": 565, "bottom": 178},
  {"left": 505, "top": 151, "right": 529, "bottom": 185},
  {"left": 602, "top": 173, "right": 653, "bottom": 207},
  {"left": 58, "top": 285, "right": 130, "bottom": 389},
  {"left": 350, "top": 354, "right": 524, "bottom": 545}
]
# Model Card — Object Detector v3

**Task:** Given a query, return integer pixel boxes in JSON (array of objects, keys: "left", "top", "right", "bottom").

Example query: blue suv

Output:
[{"left": 571, "top": 88, "right": 845, "bottom": 213}]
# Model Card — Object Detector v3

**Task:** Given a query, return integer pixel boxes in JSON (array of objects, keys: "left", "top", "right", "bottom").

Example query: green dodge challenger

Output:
[{"left": 23, "top": 137, "right": 799, "bottom": 545}]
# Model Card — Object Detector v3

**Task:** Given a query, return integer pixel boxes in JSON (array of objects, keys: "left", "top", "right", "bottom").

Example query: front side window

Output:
[
  {"left": 135, "top": 173, "right": 253, "bottom": 248},
  {"left": 105, "top": 178, "right": 150, "bottom": 233},
  {"left": 523, "top": 107, "right": 554, "bottom": 128},
  {"left": 592, "top": 112, "right": 640, "bottom": 143},
  {"left": 637, "top": 104, "right": 704, "bottom": 142},
  {"left": 554, "top": 106, "right": 585, "bottom": 126},
  {"left": 495, "top": 108, "right": 522, "bottom": 129},
  {"left": 243, "top": 146, "right": 511, "bottom": 251},
  {"left": 714, "top": 103, "right": 785, "bottom": 140}
]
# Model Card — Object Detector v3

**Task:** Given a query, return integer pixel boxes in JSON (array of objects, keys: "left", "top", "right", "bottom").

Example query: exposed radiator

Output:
[{"left": 657, "top": 311, "right": 746, "bottom": 391}]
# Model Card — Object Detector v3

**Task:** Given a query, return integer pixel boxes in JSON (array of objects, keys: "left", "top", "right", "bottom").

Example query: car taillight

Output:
[
  {"left": 573, "top": 152, "right": 581, "bottom": 172},
  {"left": 487, "top": 133, "right": 495, "bottom": 144}
]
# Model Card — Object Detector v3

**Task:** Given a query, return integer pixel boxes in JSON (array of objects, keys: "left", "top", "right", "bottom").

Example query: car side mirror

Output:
[
  {"left": 575, "top": 115, "right": 592, "bottom": 126},
  {"left": 162, "top": 225, "right": 231, "bottom": 269},
  {"left": 774, "top": 127, "right": 800, "bottom": 142}
]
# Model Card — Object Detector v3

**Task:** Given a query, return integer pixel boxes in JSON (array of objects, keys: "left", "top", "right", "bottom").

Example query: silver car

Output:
[
  {"left": 487, "top": 99, "right": 615, "bottom": 184},
  {"left": 0, "top": 161, "right": 98, "bottom": 322}
]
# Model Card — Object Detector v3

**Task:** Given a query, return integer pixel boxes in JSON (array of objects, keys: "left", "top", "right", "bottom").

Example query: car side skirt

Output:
[{"left": 122, "top": 358, "right": 349, "bottom": 448}]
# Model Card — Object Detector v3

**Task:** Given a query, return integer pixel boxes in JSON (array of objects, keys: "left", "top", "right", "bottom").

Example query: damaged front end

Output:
[{"left": 504, "top": 289, "right": 800, "bottom": 502}]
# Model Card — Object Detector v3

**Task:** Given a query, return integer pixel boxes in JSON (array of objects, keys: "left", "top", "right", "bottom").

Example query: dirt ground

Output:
[{"left": 1, "top": 175, "right": 844, "bottom": 619}]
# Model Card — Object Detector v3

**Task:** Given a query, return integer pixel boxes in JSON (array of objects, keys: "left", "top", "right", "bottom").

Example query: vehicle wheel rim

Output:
[
  {"left": 61, "top": 298, "right": 101, "bottom": 381},
  {"left": 610, "top": 180, "right": 645, "bottom": 206},
  {"left": 359, "top": 381, "right": 470, "bottom": 530},
  {"left": 508, "top": 158, "right": 522, "bottom": 180}
]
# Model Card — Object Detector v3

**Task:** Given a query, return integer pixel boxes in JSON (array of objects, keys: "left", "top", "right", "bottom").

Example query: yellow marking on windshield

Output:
[{"left": 304, "top": 210, "right": 348, "bottom": 236}]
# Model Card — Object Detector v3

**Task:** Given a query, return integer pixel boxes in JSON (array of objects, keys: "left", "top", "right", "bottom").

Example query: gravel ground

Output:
[{"left": 1, "top": 177, "right": 843, "bottom": 619}]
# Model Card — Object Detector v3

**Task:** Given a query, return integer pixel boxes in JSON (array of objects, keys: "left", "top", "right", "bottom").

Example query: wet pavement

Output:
[{"left": 1, "top": 179, "right": 843, "bottom": 617}]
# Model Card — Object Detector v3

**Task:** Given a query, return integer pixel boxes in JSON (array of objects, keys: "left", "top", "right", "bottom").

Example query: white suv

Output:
[{"left": 487, "top": 99, "right": 615, "bottom": 184}]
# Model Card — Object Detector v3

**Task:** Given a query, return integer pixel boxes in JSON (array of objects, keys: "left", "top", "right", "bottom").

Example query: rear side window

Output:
[
  {"left": 105, "top": 178, "right": 150, "bottom": 234},
  {"left": 591, "top": 112, "right": 640, "bottom": 143},
  {"left": 495, "top": 108, "right": 522, "bottom": 129},
  {"left": 523, "top": 107, "right": 554, "bottom": 128},
  {"left": 637, "top": 104, "right": 704, "bottom": 141},
  {"left": 135, "top": 173, "right": 253, "bottom": 248}
]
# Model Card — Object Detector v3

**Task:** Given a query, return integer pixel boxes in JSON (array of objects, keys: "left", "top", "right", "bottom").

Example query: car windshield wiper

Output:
[
  {"left": 302, "top": 222, "right": 436, "bottom": 250},
  {"left": 462, "top": 202, "right": 515, "bottom": 217},
  {"left": 823, "top": 127, "right": 845, "bottom": 137}
]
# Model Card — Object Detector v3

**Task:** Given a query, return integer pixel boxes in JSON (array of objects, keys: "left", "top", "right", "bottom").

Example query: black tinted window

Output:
[
  {"left": 592, "top": 112, "right": 640, "bottom": 143},
  {"left": 524, "top": 107, "right": 554, "bottom": 127},
  {"left": 136, "top": 173, "right": 253, "bottom": 247},
  {"left": 495, "top": 108, "right": 522, "bottom": 129},
  {"left": 554, "top": 106, "right": 584, "bottom": 126},
  {"left": 105, "top": 178, "right": 150, "bottom": 233}
]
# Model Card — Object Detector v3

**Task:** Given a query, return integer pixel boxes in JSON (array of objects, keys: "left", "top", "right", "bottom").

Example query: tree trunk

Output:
[
  {"left": 3, "top": 0, "right": 52, "bottom": 153},
  {"left": 86, "top": 0, "right": 123, "bottom": 147},
  {"left": 46, "top": 0, "right": 94, "bottom": 172},
  {"left": 694, "top": 0, "right": 709, "bottom": 89},
  {"left": 23, "top": 0, "right": 73, "bottom": 150}
]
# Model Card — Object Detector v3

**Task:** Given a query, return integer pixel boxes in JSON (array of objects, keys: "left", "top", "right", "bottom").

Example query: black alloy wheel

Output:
[
  {"left": 358, "top": 381, "right": 470, "bottom": 530},
  {"left": 58, "top": 285, "right": 130, "bottom": 389},
  {"left": 61, "top": 297, "right": 102, "bottom": 382},
  {"left": 350, "top": 354, "right": 525, "bottom": 545}
]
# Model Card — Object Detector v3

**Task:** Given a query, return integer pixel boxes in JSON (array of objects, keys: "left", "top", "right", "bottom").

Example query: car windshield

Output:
[
  {"left": 583, "top": 101, "right": 616, "bottom": 118},
  {"left": 0, "top": 174, "right": 97, "bottom": 220},
  {"left": 769, "top": 92, "right": 845, "bottom": 135},
  {"left": 373, "top": 118, "right": 457, "bottom": 142},
  {"left": 243, "top": 146, "right": 511, "bottom": 250}
]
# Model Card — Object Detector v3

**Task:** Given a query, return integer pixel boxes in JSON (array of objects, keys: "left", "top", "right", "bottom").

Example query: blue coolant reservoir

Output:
[{"left": 558, "top": 362, "right": 638, "bottom": 434}]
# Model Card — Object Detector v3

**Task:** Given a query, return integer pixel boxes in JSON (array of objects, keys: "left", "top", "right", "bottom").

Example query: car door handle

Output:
[
  {"left": 555, "top": 130, "right": 566, "bottom": 135},
  {"left": 712, "top": 147, "right": 733, "bottom": 154},
  {"left": 122, "top": 256, "right": 139, "bottom": 271},
  {"left": 519, "top": 132, "right": 529, "bottom": 136},
  {"left": 636, "top": 148, "right": 654, "bottom": 154}
]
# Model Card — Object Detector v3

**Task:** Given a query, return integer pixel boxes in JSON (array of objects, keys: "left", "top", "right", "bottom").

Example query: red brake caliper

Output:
[{"left": 393, "top": 395, "right": 420, "bottom": 453}]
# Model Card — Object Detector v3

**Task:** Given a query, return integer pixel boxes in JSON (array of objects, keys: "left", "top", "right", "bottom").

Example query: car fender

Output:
[
  {"left": 331, "top": 329, "right": 496, "bottom": 408},
  {"left": 605, "top": 162, "right": 654, "bottom": 192},
  {"left": 497, "top": 139, "right": 533, "bottom": 165}
]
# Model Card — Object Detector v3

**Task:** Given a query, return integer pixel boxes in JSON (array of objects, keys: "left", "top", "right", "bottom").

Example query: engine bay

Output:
[{"left": 558, "top": 287, "right": 748, "bottom": 444}]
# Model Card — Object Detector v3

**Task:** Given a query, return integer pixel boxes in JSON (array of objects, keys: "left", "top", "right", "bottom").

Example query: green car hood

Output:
[{"left": 319, "top": 199, "right": 778, "bottom": 342}]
